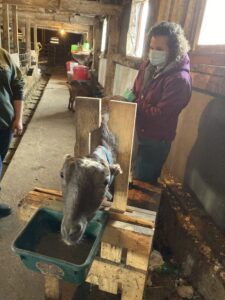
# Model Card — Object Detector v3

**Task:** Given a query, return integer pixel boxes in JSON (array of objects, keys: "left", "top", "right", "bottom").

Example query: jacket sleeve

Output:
[
  {"left": 10, "top": 62, "right": 24, "bottom": 101},
  {"left": 132, "top": 61, "right": 147, "bottom": 97},
  {"left": 141, "top": 76, "right": 191, "bottom": 117},
  {"left": 4, "top": 51, "right": 24, "bottom": 101}
]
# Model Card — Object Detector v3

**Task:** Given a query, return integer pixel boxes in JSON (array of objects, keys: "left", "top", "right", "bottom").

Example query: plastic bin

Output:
[
  {"left": 66, "top": 61, "right": 78, "bottom": 72},
  {"left": 72, "top": 65, "right": 89, "bottom": 81},
  {"left": 12, "top": 208, "right": 108, "bottom": 284}
]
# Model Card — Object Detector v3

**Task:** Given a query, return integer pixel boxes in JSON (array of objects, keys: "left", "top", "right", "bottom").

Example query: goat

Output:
[{"left": 60, "top": 101, "right": 122, "bottom": 245}]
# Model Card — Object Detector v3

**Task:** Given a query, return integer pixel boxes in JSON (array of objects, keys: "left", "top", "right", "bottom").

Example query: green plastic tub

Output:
[{"left": 12, "top": 208, "right": 108, "bottom": 284}]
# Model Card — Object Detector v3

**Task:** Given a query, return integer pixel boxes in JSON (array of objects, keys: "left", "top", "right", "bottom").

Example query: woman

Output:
[{"left": 132, "top": 21, "right": 192, "bottom": 184}]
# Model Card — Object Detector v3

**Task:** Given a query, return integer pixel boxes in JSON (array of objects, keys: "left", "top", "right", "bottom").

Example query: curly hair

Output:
[{"left": 149, "top": 21, "right": 190, "bottom": 62}]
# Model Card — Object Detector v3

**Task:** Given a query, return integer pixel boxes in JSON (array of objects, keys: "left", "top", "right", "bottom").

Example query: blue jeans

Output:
[
  {"left": 134, "top": 136, "right": 171, "bottom": 184},
  {"left": 0, "top": 128, "right": 12, "bottom": 177}
]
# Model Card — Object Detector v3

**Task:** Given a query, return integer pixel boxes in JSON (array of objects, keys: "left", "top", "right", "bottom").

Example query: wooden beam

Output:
[
  {"left": 93, "top": 20, "right": 102, "bottom": 73},
  {"left": 2, "top": 3, "right": 10, "bottom": 52},
  {"left": 190, "top": 52, "right": 225, "bottom": 66},
  {"left": 0, "top": 18, "right": 1, "bottom": 48},
  {"left": 113, "top": 53, "right": 142, "bottom": 70},
  {"left": 74, "top": 97, "right": 101, "bottom": 157},
  {"left": 191, "top": 71, "right": 225, "bottom": 97},
  {"left": 29, "top": 20, "right": 89, "bottom": 34},
  {"left": 109, "top": 100, "right": 136, "bottom": 212},
  {"left": 25, "top": 18, "right": 31, "bottom": 65},
  {"left": 104, "top": 15, "right": 120, "bottom": 95},
  {"left": 15, "top": 11, "right": 96, "bottom": 26},
  {"left": 12, "top": 5, "right": 19, "bottom": 54},
  {"left": 142, "top": 0, "right": 160, "bottom": 59},
  {"left": 33, "top": 24, "right": 37, "bottom": 52},
  {"left": 5, "top": 0, "right": 122, "bottom": 16},
  {"left": 157, "top": 0, "right": 172, "bottom": 22},
  {"left": 88, "top": 25, "right": 93, "bottom": 50}
]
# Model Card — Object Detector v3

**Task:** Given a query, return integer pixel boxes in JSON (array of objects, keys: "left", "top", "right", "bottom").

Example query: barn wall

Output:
[{"left": 164, "top": 91, "right": 225, "bottom": 231}]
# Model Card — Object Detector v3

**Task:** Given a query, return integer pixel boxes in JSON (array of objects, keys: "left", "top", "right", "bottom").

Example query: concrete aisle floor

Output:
[{"left": 0, "top": 68, "right": 76, "bottom": 300}]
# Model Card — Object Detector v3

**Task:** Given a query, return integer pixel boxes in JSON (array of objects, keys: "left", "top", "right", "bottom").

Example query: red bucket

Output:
[
  {"left": 72, "top": 65, "right": 89, "bottom": 81},
  {"left": 66, "top": 61, "right": 73, "bottom": 72}
]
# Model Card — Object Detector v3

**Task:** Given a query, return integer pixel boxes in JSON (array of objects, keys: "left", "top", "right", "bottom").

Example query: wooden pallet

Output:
[
  {"left": 18, "top": 183, "right": 160, "bottom": 300},
  {"left": 18, "top": 97, "right": 161, "bottom": 300}
]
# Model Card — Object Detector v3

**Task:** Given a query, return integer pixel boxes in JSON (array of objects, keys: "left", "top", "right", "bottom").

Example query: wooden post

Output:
[
  {"left": 2, "top": 3, "right": 10, "bottom": 52},
  {"left": 93, "top": 21, "right": 102, "bottom": 73},
  {"left": 12, "top": 5, "right": 19, "bottom": 54},
  {"left": 88, "top": 25, "right": 93, "bottom": 49},
  {"left": 25, "top": 18, "right": 31, "bottom": 65},
  {"left": 74, "top": 97, "right": 101, "bottom": 157},
  {"left": 142, "top": 0, "right": 160, "bottom": 59},
  {"left": 104, "top": 15, "right": 120, "bottom": 95},
  {"left": 34, "top": 24, "right": 38, "bottom": 51},
  {"left": 0, "top": 23, "right": 1, "bottom": 48},
  {"left": 109, "top": 101, "right": 136, "bottom": 212}
]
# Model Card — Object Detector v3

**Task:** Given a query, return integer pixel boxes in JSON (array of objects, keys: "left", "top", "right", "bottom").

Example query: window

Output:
[
  {"left": 198, "top": 0, "right": 225, "bottom": 45},
  {"left": 101, "top": 18, "right": 108, "bottom": 52},
  {"left": 126, "top": 0, "right": 149, "bottom": 57}
]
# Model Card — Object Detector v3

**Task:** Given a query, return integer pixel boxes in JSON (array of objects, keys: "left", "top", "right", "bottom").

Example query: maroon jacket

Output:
[{"left": 133, "top": 54, "right": 192, "bottom": 141}]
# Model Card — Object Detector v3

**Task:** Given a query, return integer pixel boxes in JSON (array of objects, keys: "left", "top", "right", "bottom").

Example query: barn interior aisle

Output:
[{"left": 0, "top": 67, "right": 76, "bottom": 300}]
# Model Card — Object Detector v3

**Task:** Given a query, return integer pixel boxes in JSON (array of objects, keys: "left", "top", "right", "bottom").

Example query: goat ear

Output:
[
  {"left": 64, "top": 154, "right": 73, "bottom": 160},
  {"left": 110, "top": 164, "right": 122, "bottom": 176}
]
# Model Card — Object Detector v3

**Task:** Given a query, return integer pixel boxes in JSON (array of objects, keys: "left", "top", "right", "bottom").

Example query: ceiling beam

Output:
[
  {"left": 16, "top": 12, "right": 96, "bottom": 25},
  {"left": 4, "top": 0, "right": 122, "bottom": 16},
  {"left": 25, "top": 19, "right": 89, "bottom": 33}
]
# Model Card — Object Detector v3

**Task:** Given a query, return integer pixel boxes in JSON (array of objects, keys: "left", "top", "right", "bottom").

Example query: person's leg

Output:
[
  {"left": 0, "top": 127, "right": 12, "bottom": 161},
  {"left": 0, "top": 128, "right": 12, "bottom": 216},
  {"left": 134, "top": 137, "right": 171, "bottom": 184}
]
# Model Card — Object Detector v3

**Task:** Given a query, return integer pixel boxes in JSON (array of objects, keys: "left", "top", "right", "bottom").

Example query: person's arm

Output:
[
  {"left": 140, "top": 76, "right": 191, "bottom": 117},
  {"left": 12, "top": 100, "right": 24, "bottom": 135},
  {"left": 10, "top": 59, "right": 24, "bottom": 135}
]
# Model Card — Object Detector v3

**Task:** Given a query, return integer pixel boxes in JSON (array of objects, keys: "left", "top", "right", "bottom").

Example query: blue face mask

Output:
[{"left": 149, "top": 49, "right": 168, "bottom": 66}]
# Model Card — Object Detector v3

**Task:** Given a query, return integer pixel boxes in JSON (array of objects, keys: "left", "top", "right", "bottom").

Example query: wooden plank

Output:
[
  {"left": 18, "top": 188, "right": 63, "bottom": 221},
  {"left": 108, "top": 100, "right": 136, "bottom": 211},
  {"left": 93, "top": 21, "right": 102, "bottom": 73},
  {"left": 33, "top": 24, "right": 38, "bottom": 52},
  {"left": 16, "top": 11, "right": 96, "bottom": 26},
  {"left": 157, "top": 0, "right": 172, "bottom": 22},
  {"left": 33, "top": 187, "right": 62, "bottom": 197},
  {"left": 6, "top": 0, "right": 122, "bottom": 16},
  {"left": 12, "top": 5, "right": 19, "bottom": 53},
  {"left": 112, "top": 53, "right": 142, "bottom": 70},
  {"left": 44, "top": 276, "right": 61, "bottom": 300},
  {"left": 126, "top": 248, "right": 150, "bottom": 271},
  {"left": 191, "top": 64, "right": 225, "bottom": 77},
  {"left": 28, "top": 20, "right": 88, "bottom": 34},
  {"left": 100, "top": 242, "right": 122, "bottom": 263},
  {"left": 142, "top": 0, "right": 160, "bottom": 59},
  {"left": 87, "top": 258, "right": 146, "bottom": 299},
  {"left": 190, "top": 52, "right": 225, "bottom": 67},
  {"left": 25, "top": 18, "right": 31, "bottom": 65},
  {"left": 191, "top": 71, "right": 225, "bottom": 96},
  {"left": 170, "top": 0, "right": 189, "bottom": 26},
  {"left": 74, "top": 97, "right": 101, "bottom": 157},
  {"left": 88, "top": 25, "right": 93, "bottom": 49},
  {"left": 101, "top": 220, "right": 153, "bottom": 254},
  {"left": 2, "top": 3, "right": 10, "bottom": 52},
  {"left": 109, "top": 211, "right": 154, "bottom": 228},
  {"left": 104, "top": 15, "right": 120, "bottom": 95}
]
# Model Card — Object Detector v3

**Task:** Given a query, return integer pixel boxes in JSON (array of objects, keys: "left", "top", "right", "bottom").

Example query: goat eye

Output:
[{"left": 60, "top": 171, "right": 64, "bottom": 179}]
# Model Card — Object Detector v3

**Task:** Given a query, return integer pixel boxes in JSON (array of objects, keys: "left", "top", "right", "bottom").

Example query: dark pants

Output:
[
  {"left": 0, "top": 128, "right": 12, "bottom": 177},
  {"left": 134, "top": 136, "right": 171, "bottom": 184}
]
